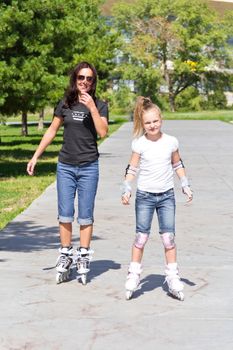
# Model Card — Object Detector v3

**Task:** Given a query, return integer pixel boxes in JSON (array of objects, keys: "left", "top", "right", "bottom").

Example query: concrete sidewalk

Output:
[{"left": 1, "top": 121, "right": 233, "bottom": 350}]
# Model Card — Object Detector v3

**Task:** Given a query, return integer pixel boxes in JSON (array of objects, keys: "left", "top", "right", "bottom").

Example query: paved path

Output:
[{"left": 1, "top": 121, "right": 233, "bottom": 350}]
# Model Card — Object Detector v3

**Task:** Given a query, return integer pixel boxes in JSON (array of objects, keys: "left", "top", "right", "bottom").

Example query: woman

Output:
[{"left": 27, "top": 62, "right": 108, "bottom": 284}]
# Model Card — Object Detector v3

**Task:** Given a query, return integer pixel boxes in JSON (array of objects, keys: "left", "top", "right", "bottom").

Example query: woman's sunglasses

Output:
[{"left": 77, "top": 75, "right": 93, "bottom": 83}]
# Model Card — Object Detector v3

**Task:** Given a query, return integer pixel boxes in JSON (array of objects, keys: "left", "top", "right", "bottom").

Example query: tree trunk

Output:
[
  {"left": 21, "top": 111, "right": 28, "bottom": 136},
  {"left": 163, "top": 60, "right": 176, "bottom": 112},
  {"left": 169, "top": 93, "right": 176, "bottom": 112},
  {"left": 38, "top": 108, "right": 44, "bottom": 131}
]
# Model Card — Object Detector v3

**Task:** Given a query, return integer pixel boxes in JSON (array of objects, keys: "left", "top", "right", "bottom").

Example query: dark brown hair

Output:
[{"left": 64, "top": 61, "right": 97, "bottom": 107}]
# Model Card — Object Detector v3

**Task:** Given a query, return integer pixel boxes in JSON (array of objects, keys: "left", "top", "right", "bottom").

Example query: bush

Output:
[
  {"left": 101, "top": 85, "right": 136, "bottom": 115},
  {"left": 175, "top": 87, "right": 205, "bottom": 111},
  {"left": 156, "top": 94, "right": 171, "bottom": 112},
  {"left": 205, "top": 90, "right": 228, "bottom": 110}
]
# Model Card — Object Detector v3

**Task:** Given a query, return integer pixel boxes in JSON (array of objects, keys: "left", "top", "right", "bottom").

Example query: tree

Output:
[
  {"left": 0, "top": 0, "right": 118, "bottom": 134},
  {"left": 113, "top": 0, "right": 231, "bottom": 111}
]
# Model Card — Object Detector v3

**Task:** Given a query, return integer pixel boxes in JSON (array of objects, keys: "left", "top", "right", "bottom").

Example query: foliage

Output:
[
  {"left": 0, "top": 0, "right": 119, "bottom": 134},
  {"left": 175, "top": 87, "right": 204, "bottom": 111},
  {"left": 205, "top": 90, "right": 228, "bottom": 110},
  {"left": 113, "top": 0, "right": 232, "bottom": 111},
  {"left": 102, "top": 84, "right": 136, "bottom": 114}
]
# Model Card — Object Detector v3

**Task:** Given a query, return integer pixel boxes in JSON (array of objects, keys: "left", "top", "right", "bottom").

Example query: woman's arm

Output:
[{"left": 27, "top": 116, "right": 63, "bottom": 175}]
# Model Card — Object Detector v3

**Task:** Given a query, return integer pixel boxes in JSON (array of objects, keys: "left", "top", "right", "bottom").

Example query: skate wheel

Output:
[
  {"left": 178, "top": 292, "right": 184, "bottom": 301},
  {"left": 56, "top": 271, "right": 70, "bottom": 284},
  {"left": 81, "top": 274, "right": 87, "bottom": 285},
  {"left": 126, "top": 290, "right": 133, "bottom": 300},
  {"left": 169, "top": 289, "right": 184, "bottom": 301},
  {"left": 56, "top": 273, "right": 63, "bottom": 284}
]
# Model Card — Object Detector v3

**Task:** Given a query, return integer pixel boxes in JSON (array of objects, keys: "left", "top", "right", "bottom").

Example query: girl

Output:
[
  {"left": 27, "top": 61, "right": 108, "bottom": 284},
  {"left": 121, "top": 96, "right": 192, "bottom": 300}
]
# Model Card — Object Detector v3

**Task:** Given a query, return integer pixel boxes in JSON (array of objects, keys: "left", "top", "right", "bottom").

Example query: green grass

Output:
[
  {"left": 164, "top": 110, "right": 233, "bottom": 122},
  {"left": 0, "top": 109, "right": 53, "bottom": 124},
  {"left": 0, "top": 117, "right": 126, "bottom": 230},
  {"left": 111, "top": 109, "right": 233, "bottom": 123}
]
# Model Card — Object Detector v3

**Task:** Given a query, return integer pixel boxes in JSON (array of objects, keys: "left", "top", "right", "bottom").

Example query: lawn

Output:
[
  {"left": 0, "top": 117, "right": 126, "bottom": 230},
  {"left": 164, "top": 110, "right": 233, "bottom": 122}
]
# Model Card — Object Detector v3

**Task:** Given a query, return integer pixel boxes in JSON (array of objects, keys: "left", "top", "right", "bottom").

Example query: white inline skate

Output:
[
  {"left": 76, "top": 247, "right": 93, "bottom": 285},
  {"left": 164, "top": 263, "right": 184, "bottom": 301},
  {"left": 55, "top": 246, "right": 74, "bottom": 284},
  {"left": 125, "top": 262, "right": 142, "bottom": 300}
]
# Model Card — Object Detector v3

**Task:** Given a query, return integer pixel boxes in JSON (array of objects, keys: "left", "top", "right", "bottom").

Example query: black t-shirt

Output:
[{"left": 54, "top": 98, "right": 108, "bottom": 165}]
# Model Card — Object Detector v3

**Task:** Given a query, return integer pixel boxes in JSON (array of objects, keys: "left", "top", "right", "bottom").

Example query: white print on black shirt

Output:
[{"left": 72, "top": 111, "right": 87, "bottom": 121}]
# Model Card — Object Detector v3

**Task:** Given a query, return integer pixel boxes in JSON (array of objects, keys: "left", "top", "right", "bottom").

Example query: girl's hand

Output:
[
  {"left": 121, "top": 193, "right": 131, "bottom": 205},
  {"left": 121, "top": 180, "right": 132, "bottom": 205},
  {"left": 182, "top": 186, "right": 193, "bottom": 202},
  {"left": 180, "top": 176, "right": 193, "bottom": 202}
]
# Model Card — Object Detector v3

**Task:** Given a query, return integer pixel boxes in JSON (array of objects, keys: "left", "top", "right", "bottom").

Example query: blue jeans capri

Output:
[
  {"left": 56, "top": 160, "right": 99, "bottom": 225},
  {"left": 135, "top": 188, "right": 176, "bottom": 235}
]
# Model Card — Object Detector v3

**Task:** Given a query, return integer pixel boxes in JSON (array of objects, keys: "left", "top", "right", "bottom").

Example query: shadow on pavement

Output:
[
  {"left": 49, "top": 259, "right": 122, "bottom": 284},
  {"left": 132, "top": 274, "right": 164, "bottom": 299},
  {"left": 74, "top": 259, "right": 121, "bottom": 284},
  {"left": 0, "top": 221, "right": 101, "bottom": 253},
  {"left": 89, "top": 259, "right": 121, "bottom": 280},
  {"left": 132, "top": 274, "right": 196, "bottom": 299}
]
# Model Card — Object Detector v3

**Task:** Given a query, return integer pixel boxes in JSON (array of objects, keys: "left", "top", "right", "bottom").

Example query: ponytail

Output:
[{"left": 133, "top": 96, "right": 161, "bottom": 137}]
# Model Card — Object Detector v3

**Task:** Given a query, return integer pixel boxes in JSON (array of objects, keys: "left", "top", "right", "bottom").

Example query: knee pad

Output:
[
  {"left": 134, "top": 232, "right": 149, "bottom": 249},
  {"left": 161, "top": 232, "right": 176, "bottom": 249}
]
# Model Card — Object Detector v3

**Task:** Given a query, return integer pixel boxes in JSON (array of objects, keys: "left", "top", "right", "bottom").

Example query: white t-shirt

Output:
[{"left": 132, "top": 133, "right": 179, "bottom": 193}]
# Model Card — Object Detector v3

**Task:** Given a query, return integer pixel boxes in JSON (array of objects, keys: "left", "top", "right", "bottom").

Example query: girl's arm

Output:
[
  {"left": 172, "top": 150, "right": 193, "bottom": 202},
  {"left": 27, "top": 116, "right": 63, "bottom": 175},
  {"left": 79, "top": 92, "right": 108, "bottom": 138},
  {"left": 122, "top": 152, "right": 140, "bottom": 205}
]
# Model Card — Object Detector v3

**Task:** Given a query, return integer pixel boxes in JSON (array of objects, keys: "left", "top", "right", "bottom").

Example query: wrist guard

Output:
[
  {"left": 180, "top": 176, "right": 189, "bottom": 188},
  {"left": 121, "top": 180, "right": 132, "bottom": 196}
]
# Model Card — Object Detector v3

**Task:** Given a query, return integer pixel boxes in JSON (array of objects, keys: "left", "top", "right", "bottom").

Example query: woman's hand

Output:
[
  {"left": 27, "top": 157, "right": 37, "bottom": 176},
  {"left": 79, "top": 92, "right": 96, "bottom": 112}
]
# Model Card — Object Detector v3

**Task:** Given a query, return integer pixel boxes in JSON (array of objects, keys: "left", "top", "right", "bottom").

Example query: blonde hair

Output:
[{"left": 133, "top": 96, "right": 162, "bottom": 137}]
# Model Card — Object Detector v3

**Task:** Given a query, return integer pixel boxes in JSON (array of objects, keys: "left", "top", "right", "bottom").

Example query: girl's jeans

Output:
[
  {"left": 56, "top": 160, "right": 99, "bottom": 225},
  {"left": 135, "top": 188, "right": 176, "bottom": 235}
]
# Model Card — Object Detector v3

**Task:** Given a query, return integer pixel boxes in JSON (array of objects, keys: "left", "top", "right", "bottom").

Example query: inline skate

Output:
[
  {"left": 76, "top": 247, "right": 93, "bottom": 285},
  {"left": 55, "top": 246, "right": 73, "bottom": 284},
  {"left": 164, "top": 263, "right": 184, "bottom": 301},
  {"left": 125, "top": 262, "right": 142, "bottom": 300}
]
